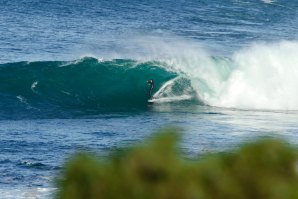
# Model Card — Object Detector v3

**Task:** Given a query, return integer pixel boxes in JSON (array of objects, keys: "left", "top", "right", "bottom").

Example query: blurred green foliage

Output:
[{"left": 56, "top": 129, "right": 298, "bottom": 199}]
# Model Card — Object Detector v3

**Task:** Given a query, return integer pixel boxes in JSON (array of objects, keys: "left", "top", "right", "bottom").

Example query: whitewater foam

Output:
[
  {"left": 153, "top": 77, "right": 180, "bottom": 98},
  {"left": 262, "top": 0, "right": 274, "bottom": 3},
  {"left": 212, "top": 41, "right": 298, "bottom": 110},
  {"left": 31, "top": 81, "right": 38, "bottom": 93},
  {"left": 133, "top": 38, "right": 298, "bottom": 110}
]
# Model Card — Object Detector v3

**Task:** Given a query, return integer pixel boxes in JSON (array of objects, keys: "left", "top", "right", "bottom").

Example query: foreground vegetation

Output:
[{"left": 56, "top": 129, "right": 298, "bottom": 199}]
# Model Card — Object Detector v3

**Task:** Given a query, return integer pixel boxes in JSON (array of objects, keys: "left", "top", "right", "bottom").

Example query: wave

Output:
[{"left": 1, "top": 40, "right": 298, "bottom": 118}]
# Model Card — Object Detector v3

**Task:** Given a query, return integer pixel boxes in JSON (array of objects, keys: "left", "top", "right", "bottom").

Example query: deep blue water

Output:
[{"left": 1, "top": 0, "right": 298, "bottom": 198}]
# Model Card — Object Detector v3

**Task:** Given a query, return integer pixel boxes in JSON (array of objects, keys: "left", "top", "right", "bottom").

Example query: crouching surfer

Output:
[{"left": 147, "top": 79, "right": 154, "bottom": 99}]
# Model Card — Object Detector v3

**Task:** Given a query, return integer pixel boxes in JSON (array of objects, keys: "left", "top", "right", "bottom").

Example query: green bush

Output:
[{"left": 56, "top": 129, "right": 298, "bottom": 199}]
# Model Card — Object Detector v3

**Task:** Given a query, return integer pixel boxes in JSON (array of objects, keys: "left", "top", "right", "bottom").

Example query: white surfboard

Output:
[{"left": 148, "top": 95, "right": 192, "bottom": 104}]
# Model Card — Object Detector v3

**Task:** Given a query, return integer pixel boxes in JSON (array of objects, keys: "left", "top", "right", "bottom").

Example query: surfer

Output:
[{"left": 147, "top": 79, "right": 154, "bottom": 99}]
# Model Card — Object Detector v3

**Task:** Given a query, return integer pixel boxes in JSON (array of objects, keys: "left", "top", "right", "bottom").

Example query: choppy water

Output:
[{"left": 1, "top": 0, "right": 298, "bottom": 198}]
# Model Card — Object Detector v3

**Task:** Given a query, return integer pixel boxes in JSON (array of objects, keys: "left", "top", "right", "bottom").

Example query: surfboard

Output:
[
  {"left": 147, "top": 98, "right": 155, "bottom": 104},
  {"left": 148, "top": 95, "right": 192, "bottom": 104},
  {"left": 147, "top": 101, "right": 154, "bottom": 105}
]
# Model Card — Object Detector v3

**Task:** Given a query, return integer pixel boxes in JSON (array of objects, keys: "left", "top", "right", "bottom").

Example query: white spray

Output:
[
  {"left": 132, "top": 37, "right": 298, "bottom": 110},
  {"left": 213, "top": 41, "right": 298, "bottom": 110}
]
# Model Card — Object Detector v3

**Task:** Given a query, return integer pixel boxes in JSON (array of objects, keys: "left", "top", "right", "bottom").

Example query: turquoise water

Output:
[{"left": 1, "top": 0, "right": 298, "bottom": 198}]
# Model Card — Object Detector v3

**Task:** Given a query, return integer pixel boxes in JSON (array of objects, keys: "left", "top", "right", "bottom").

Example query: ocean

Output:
[{"left": 1, "top": 0, "right": 298, "bottom": 198}]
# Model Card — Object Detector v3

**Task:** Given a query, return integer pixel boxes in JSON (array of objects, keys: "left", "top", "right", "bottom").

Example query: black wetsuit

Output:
[{"left": 148, "top": 80, "right": 154, "bottom": 98}]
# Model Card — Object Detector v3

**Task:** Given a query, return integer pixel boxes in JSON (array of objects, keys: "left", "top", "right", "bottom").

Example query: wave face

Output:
[{"left": 0, "top": 57, "right": 197, "bottom": 118}]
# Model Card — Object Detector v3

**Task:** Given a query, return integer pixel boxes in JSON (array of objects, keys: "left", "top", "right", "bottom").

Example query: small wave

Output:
[
  {"left": 17, "top": 161, "right": 46, "bottom": 167},
  {"left": 16, "top": 160, "right": 56, "bottom": 171},
  {"left": 261, "top": 0, "right": 274, "bottom": 3}
]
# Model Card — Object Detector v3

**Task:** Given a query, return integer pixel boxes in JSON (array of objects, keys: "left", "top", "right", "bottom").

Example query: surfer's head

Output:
[{"left": 147, "top": 79, "right": 153, "bottom": 84}]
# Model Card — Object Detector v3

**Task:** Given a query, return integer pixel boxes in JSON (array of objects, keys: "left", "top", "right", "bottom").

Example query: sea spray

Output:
[
  {"left": 213, "top": 41, "right": 298, "bottom": 110},
  {"left": 133, "top": 38, "right": 298, "bottom": 110}
]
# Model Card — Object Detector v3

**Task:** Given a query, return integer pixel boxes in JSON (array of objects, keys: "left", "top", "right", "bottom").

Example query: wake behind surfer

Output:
[{"left": 147, "top": 79, "right": 154, "bottom": 99}]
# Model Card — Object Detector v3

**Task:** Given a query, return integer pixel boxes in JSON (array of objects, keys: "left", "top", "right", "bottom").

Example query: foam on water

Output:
[
  {"left": 136, "top": 38, "right": 298, "bottom": 110},
  {"left": 225, "top": 42, "right": 295, "bottom": 110},
  {"left": 213, "top": 41, "right": 298, "bottom": 110}
]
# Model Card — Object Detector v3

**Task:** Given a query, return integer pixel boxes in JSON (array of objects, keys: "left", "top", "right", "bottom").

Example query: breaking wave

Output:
[{"left": 1, "top": 40, "right": 298, "bottom": 118}]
